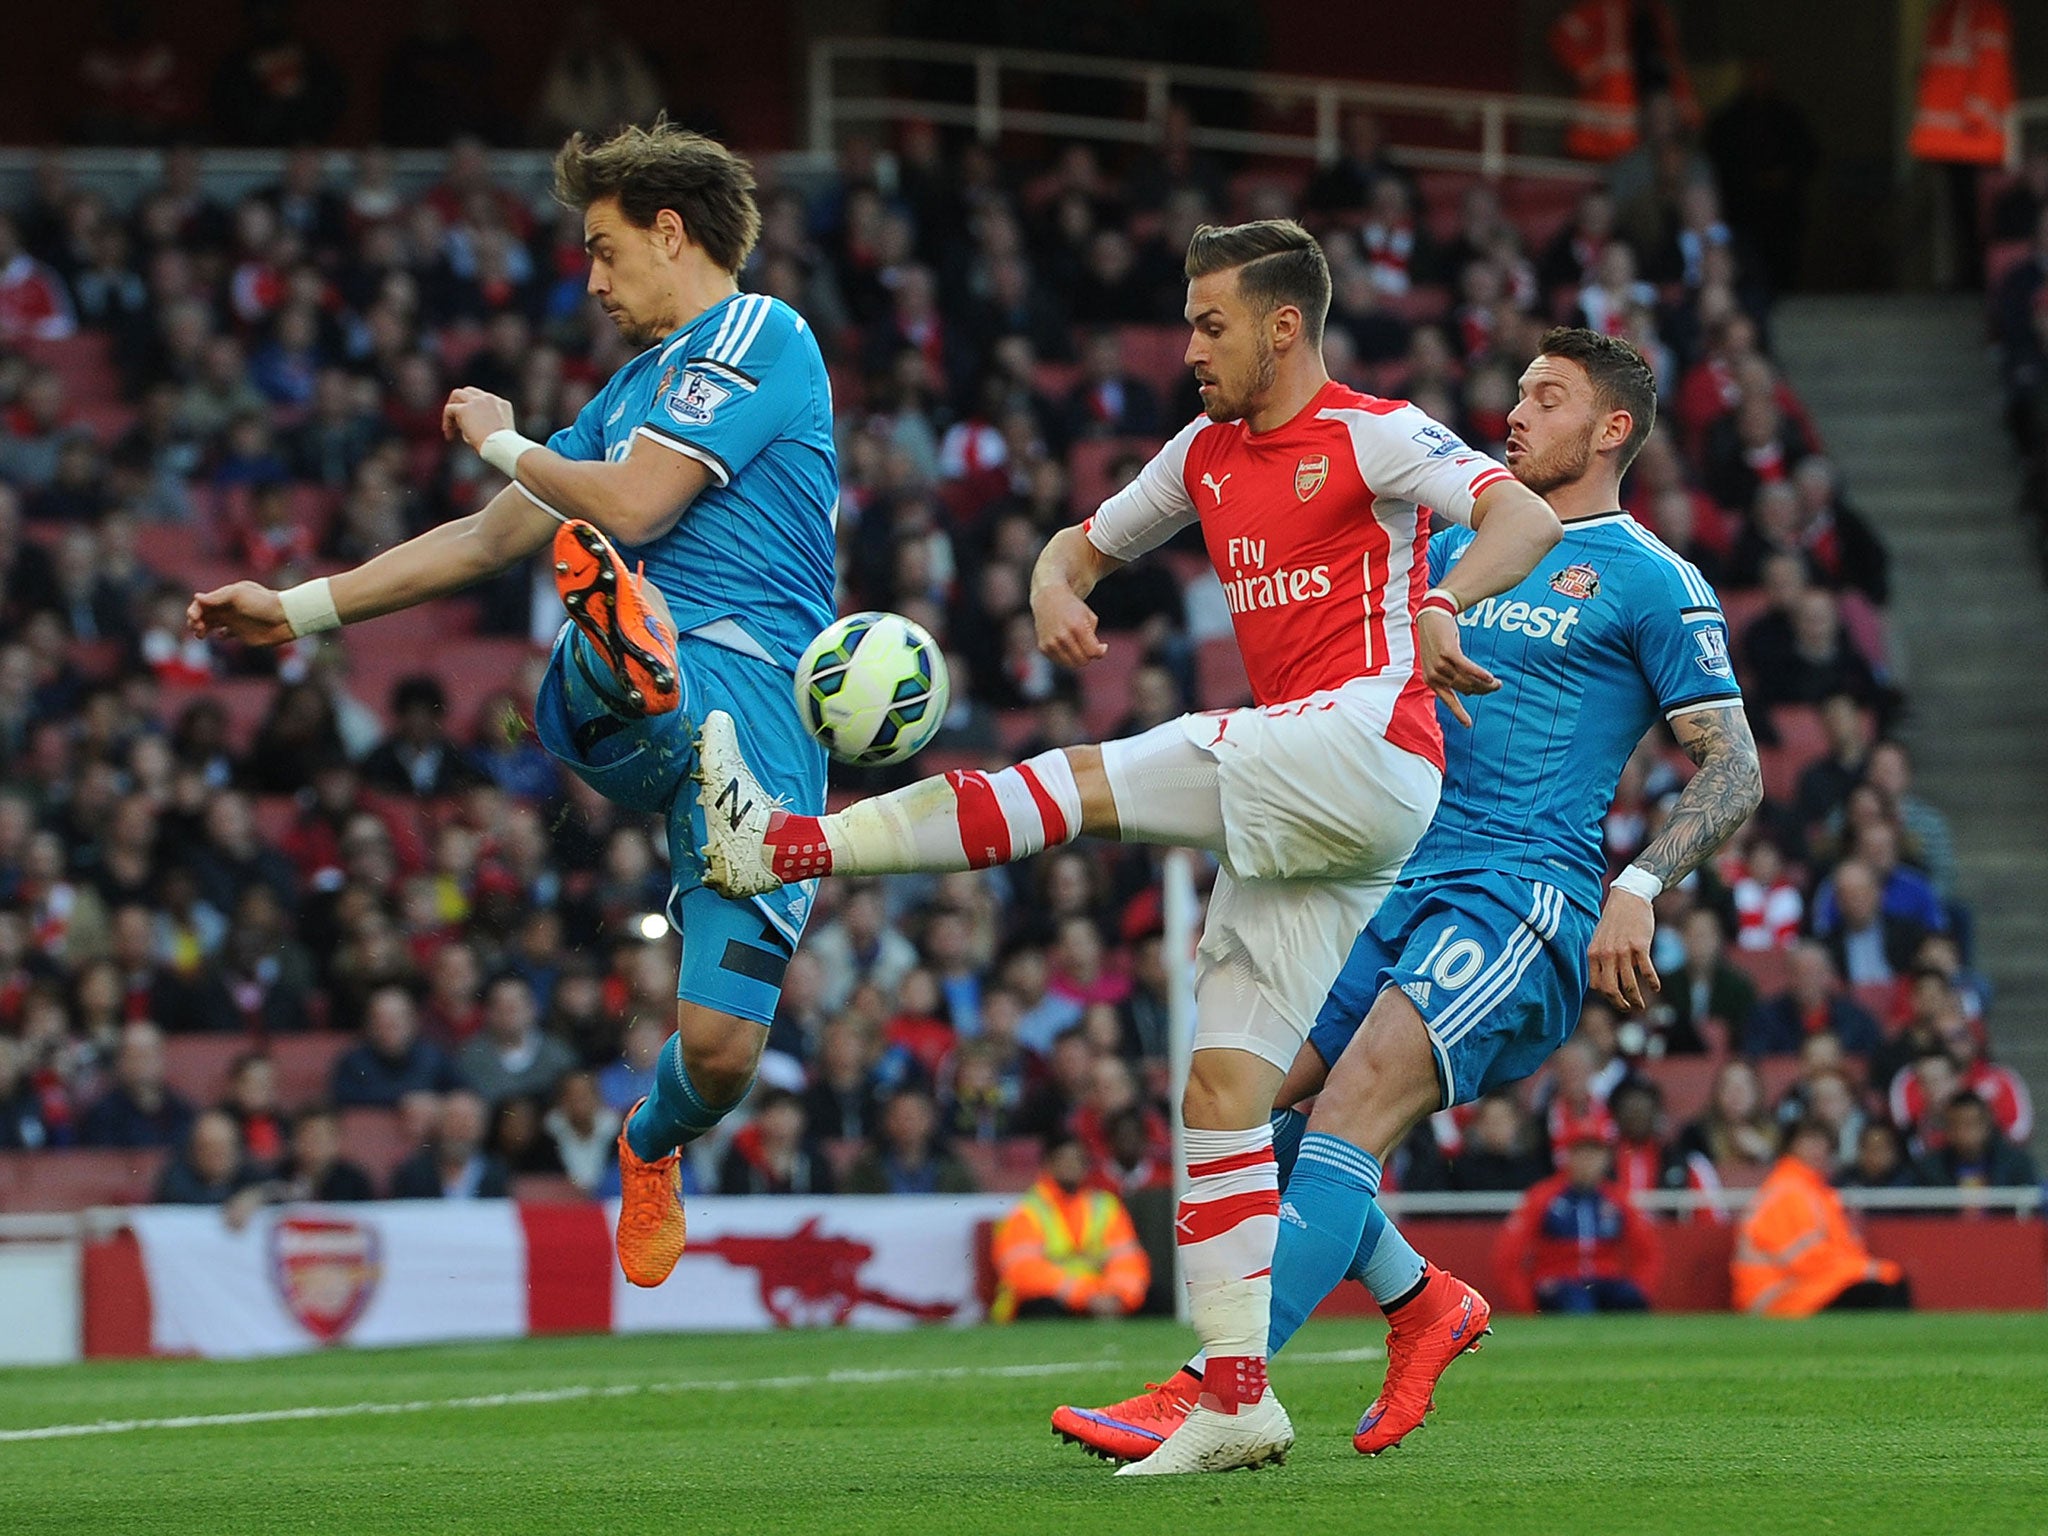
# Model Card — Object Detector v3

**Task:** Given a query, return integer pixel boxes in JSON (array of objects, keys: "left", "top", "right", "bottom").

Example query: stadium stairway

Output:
[{"left": 1774, "top": 295, "right": 2048, "bottom": 1149}]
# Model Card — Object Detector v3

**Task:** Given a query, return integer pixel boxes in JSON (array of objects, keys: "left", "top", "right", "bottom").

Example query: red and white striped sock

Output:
[
  {"left": 1177, "top": 1123, "right": 1280, "bottom": 1414},
  {"left": 764, "top": 750, "right": 1084, "bottom": 883}
]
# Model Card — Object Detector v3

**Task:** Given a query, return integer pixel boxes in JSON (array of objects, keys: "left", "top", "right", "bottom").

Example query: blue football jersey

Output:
[
  {"left": 544, "top": 292, "right": 838, "bottom": 670},
  {"left": 1401, "top": 510, "right": 1743, "bottom": 915}
]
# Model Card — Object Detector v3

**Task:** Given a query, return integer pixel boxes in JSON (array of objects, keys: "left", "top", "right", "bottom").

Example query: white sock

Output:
[
  {"left": 1176, "top": 1123, "right": 1279, "bottom": 1411},
  {"left": 818, "top": 750, "right": 1083, "bottom": 875}
]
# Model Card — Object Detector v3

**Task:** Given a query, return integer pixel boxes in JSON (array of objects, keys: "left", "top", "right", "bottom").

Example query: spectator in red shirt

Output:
[
  {"left": 1493, "top": 1127, "right": 1663, "bottom": 1314},
  {"left": 0, "top": 215, "right": 77, "bottom": 344}
]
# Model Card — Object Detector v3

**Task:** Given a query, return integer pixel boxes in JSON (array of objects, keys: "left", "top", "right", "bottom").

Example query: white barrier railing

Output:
[
  {"left": 2011, "top": 100, "right": 2048, "bottom": 170},
  {"left": 808, "top": 37, "right": 1613, "bottom": 183},
  {"left": 0, "top": 1183, "right": 2037, "bottom": 1246}
]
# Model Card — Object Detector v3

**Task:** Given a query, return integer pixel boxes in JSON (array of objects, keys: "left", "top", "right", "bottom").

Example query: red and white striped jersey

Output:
[{"left": 1084, "top": 379, "right": 1513, "bottom": 769}]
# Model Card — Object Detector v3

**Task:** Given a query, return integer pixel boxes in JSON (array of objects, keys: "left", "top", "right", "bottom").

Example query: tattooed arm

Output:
[{"left": 1587, "top": 705, "right": 1764, "bottom": 1011}]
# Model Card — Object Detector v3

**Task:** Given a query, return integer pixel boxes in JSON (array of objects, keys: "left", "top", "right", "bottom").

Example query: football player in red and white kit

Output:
[{"left": 698, "top": 220, "right": 1560, "bottom": 1473}]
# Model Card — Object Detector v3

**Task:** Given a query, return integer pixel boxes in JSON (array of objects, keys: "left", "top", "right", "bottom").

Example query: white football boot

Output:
[
  {"left": 1112, "top": 1391, "right": 1294, "bottom": 1475},
  {"left": 695, "top": 710, "right": 783, "bottom": 898}
]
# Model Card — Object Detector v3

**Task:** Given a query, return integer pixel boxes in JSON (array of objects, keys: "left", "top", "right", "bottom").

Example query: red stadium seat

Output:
[
  {"left": 1984, "top": 239, "right": 2032, "bottom": 299},
  {"left": 163, "top": 1036, "right": 256, "bottom": 1105},
  {"left": 24, "top": 333, "right": 122, "bottom": 405},
  {"left": 1728, "top": 946, "right": 1791, "bottom": 996},
  {"left": 250, "top": 793, "right": 298, "bottom": 850},
  {"left": 1066, "top": 435, "right": 1161, "bottom": 515},
  {"left": 1079, "top": 636, "right": 1142, "bottom": 737},
  {"left": 269, "top": 1034, "right": 355, "bottom": 1106},
  {"left": 155, "top": 678, "right": 280, "bottom": 754},
  {"left": 1762, "top": 704, "right": 1834, "bottom": 802},
  {"left": 0, "top": 1148, "right": 168, "bottom": 1212},
  {"left": 1838, "top": 592, "right": 1890, "bottom": 671},
  {"left": 1195, "top": 636, "right": 1251, "bottom": 710},
  {"left": 1029, "top": 361, "right": 1083, "bottom": 400},
  {"left": 1114, "top": 325, "right": 1194, "bottom": 405},
  {"left": 337, "top": 1107, "right": 424, "bottom": 1186},
  {"left": 1715, "top": 590, "right": 1769, "bottom": 639},
  {"left": 1639, "top": 1054, "right": 1724, "bottom": 1127}
]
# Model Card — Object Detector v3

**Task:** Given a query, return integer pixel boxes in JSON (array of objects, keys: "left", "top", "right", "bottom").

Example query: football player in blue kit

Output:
[
  {"left": 1053, "top": 328, "right": 1765, "bottom": 1465},
  {"left": 189, "top": 120, "right": 836, "bottom": 1288}
]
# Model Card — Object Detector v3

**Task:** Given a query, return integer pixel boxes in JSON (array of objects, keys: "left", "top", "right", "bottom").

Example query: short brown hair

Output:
[
  {"left": 552, "top": 116, "right": 762, "bottom": 275},
  {"left": 1184, "top": 219, "right": 1330, "bottom": 345},
  {"left": 1536, "top": 326, "right": 1657, "bottom": 472}
]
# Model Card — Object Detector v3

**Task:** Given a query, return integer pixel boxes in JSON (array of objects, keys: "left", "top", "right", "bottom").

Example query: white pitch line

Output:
[{"left": 0, "top": 1346, "right": 1382, "bottom": 1445}]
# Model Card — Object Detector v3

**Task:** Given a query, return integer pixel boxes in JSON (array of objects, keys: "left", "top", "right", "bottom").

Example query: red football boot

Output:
[
  {"left": 1353, "top": 1266, "right": 1492, "bottom": 1455},
  {"left": 552, "top": 519, "right": 680, "bottom": 716},
  {"left": 1051, "top": 1368, "right": 1201, "bottom": 1463}
]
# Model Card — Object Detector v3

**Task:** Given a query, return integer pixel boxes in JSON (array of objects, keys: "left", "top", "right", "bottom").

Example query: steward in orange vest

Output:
[
  {"left": 991, "top": 1137, "right": 1150, "bottom": 1322},
  {"left": 1908, "top": 0, "right": 2014, "bottom": 166},
  {"left": 1732, "top": 1122, "right": 1909, "bottom": 1318},
  {"left": 1550, "top": 0, "right": 1697, "bottom": 163}
]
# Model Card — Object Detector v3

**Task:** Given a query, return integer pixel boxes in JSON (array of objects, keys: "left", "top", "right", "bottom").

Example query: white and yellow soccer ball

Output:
[{"left": 794, "top": 611, "right": 952, "bottom": 767}]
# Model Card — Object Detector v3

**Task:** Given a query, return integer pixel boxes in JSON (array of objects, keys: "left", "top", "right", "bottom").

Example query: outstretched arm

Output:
[
  {"left": 444, "top": 386, "right": 712, "bottom": 546},
  {"left": 1416, "top": 478, "right": 1563, "bottom": 725},
  {"left": 1587, "top": 705, "right": 1764, "bottom": 1010},
  {"left": 187, "top": 481, "right": 559, "bottom": 648},
  {"left": 1030, "top": 525, "right": 1128, "bottom": 669}
]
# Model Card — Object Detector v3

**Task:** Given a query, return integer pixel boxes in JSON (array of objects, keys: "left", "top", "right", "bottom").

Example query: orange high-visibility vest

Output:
[
  {"left": 1908, "top": 0, "right": 2014, "bottom": 166},
  {"left": 1550, "top": 0, "right": 1696, "bottom": 163},
  {"left": 1731, "top": 1156, "right": 1903, "bottom": 1318},
  {"left": 990, "top": 1176, "right": 1149, "bottom": 1322}
]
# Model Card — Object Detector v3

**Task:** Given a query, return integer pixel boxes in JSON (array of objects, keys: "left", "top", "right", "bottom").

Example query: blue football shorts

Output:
[
  {"left": 1306, "top": 870, "right": 1595, "bottom": 1107},
  {"left": 536, "top": 627, "right": 824, "bottom": 1025}
]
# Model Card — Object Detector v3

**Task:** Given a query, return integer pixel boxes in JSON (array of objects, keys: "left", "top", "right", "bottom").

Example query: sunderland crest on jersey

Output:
[
  {"left": 1549, "top": 562, "right": 1601, "bottom": 601},
  {"left": 270, "top": 1213, "right": 381, "bottom": 1344},
  {"left": 1294, "top": 454, "right": 1330, "bottom": 502}
]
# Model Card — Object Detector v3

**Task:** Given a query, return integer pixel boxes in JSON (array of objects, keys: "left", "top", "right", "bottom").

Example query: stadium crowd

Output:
[{"left": 0, "top": 85, "right": 2037, "bottom": 1244}]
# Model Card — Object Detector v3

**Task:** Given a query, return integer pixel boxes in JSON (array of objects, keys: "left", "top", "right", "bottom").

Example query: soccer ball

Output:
[{"left": 794, "top": 611, "right": 951, "bottom": 767}]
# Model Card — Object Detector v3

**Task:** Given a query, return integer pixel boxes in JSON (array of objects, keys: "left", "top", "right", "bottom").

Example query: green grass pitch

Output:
[{"left": 1, "top": 1313, "right": 2043, "bottom": 1535}]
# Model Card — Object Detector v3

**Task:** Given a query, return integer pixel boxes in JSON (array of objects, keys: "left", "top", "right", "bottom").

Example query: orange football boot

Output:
[
  {"left": 1051, "top": 1368, "right": 1200, "bottom": 1462},
  {"left": 1353, "top": 1265, "right": 1492, "bottom": 1455},
  {"left": 613, "top": 1100, "right": 687, "bottom": 1287},
  {"left": 553, "top": 519, "right": 680, "bottom": 716}
]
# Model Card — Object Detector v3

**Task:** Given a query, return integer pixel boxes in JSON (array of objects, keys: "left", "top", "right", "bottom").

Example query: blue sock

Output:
[
  {"left": 1269, "top": 1106, "right": 1308, "bottom": 1186},
  {"left": 625, "top": 1033, "right": 747, "bottom": 1161},
  {"left": 1349, "top": 1201, "right": 1427, "bottom": 1306},
  {"left": 1267, "top": 1133, "right": 1382, "bottom": 1356}
]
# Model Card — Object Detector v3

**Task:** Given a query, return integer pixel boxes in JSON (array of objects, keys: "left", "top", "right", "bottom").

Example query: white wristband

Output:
[
  {"left": 1423, "top": 585, "right": 1463, "bottom": 615},
  {"left": 479, "top": 429, "right": 539, "bottom": 479},
  {"left": 278, "top": 577, "right": 341, "bottom": 638},
  {"left": 1610, "top": 864, "right": 1663, "bottom": 904}
]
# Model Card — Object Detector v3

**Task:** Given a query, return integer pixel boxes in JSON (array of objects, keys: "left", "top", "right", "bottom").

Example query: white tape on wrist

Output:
[
  {"left": 1422, "top": 585, "right": 1463, "bottom": 615},
  {"left": 1610, "top": 864, "right": 1663, "bottom": 904},
  {"left": 479, "top": 429, "right": 539, "bottom": 479},
  {"left": 278, "top": 577, "right": 340, "bottom": 638}
]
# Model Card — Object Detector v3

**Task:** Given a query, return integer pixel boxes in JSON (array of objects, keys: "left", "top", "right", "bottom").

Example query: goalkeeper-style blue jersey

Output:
[
  {"left": 1401, "top": 511, "right": 1743, "bottom": 916},
  {"left": 543, "top": 291, "right": 838, "bottom": 672}
]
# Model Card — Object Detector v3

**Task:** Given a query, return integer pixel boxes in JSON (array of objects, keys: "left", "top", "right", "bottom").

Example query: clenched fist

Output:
[{"left": 188, "top": 582, "right": 293, "bottom": 649}]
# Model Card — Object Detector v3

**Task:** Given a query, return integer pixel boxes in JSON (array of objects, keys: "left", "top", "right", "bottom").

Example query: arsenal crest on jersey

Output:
[
  {"left": 1549, "top": 562, "right": 1601, "bottom": 601},
  {"left": 270, "top": 1214, "right": 381, "bottom": 1344},
  {"left": 1294, "top": 454, "right": 1330, "bottom": 502}
]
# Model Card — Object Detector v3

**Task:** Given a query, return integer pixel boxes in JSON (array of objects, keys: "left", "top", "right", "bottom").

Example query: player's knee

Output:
[
  {"left": 675, "top": 1007, "right": 765, "bottom": 1107},
  {"left": 1180, "top": 1050, "right": 1268, "bottom": 1130},
  {"left": 1316, "top": 1003, "right": 1438, "bottom": 1151},
  {"left": 1063, "top": 744, "right": 1119, "bottom": 838}
]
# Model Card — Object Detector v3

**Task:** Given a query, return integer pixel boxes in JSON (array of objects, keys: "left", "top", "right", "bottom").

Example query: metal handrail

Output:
[{"left": 808, "top": 37, "right": 1616, "bottom": 183}]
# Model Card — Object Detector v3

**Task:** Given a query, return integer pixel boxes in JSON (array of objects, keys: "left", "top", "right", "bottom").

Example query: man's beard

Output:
[
  {"left": 1204, "top": 341, "right": 1278, "bottom": 422},
  {"left": 1514, "top": 427, "right": 1596, "bottom": 495},
  {"left": 611, "top": 308, "right": 662, "bottom": 348}
]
